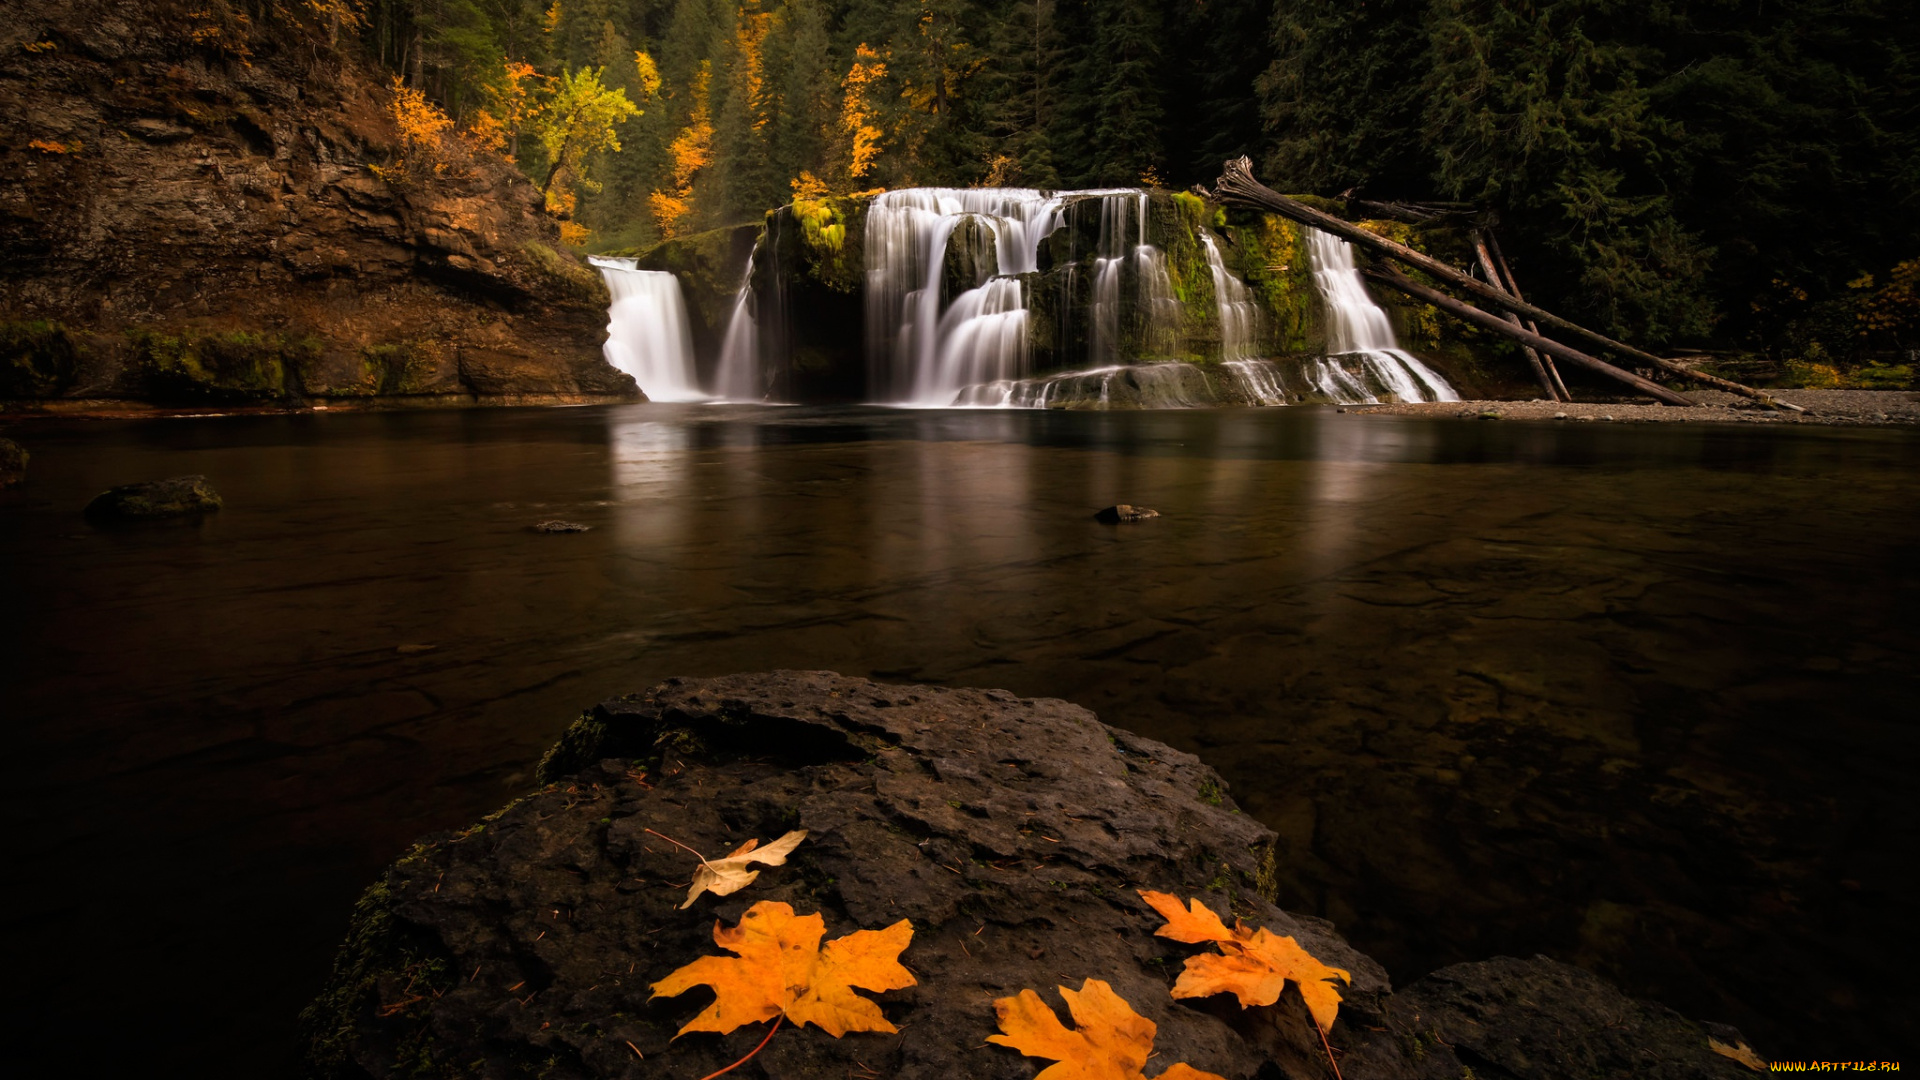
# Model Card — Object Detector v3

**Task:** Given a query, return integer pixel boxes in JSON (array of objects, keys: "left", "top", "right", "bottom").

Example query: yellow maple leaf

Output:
[
  {"left": 650, "top": 900, "right": 915, "bottom": 1037},
  {"left": 1139, "top": 891, "right": 1352, "bottom": 1034},
  {"left": 989, "top": 978, "right": 1227, "bottom": 1080}
]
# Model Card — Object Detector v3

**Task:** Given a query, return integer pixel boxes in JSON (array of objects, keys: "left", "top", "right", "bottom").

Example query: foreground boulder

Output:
[
  {"left": 303, "top": 672, "right": 1757, "bottom": 1079},
  {"left": 84, "top": 475, "right": 221, "bottom": 520},
  {"left": 0, "top": 437, "right": 24, "bottom": 486}
]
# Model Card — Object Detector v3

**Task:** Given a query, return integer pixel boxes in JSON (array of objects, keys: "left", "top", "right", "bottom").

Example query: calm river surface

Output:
[{"left": 3, "top": 403, "right": 1916, "bottom": 1071}]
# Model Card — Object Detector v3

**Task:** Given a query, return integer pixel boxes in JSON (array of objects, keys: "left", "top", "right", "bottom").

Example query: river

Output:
[{"left": 3, "top": 403, "right": 1915, "bottom": 1071}]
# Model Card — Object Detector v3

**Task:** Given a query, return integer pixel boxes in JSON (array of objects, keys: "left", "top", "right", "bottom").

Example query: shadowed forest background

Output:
[{"left": 352, "top": 0, "right": 1920, "bottom": 365}]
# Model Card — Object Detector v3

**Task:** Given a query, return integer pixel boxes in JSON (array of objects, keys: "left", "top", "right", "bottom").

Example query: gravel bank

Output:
[{"left": 1346, "top": 389, "right": 1920, "bottom": 426}]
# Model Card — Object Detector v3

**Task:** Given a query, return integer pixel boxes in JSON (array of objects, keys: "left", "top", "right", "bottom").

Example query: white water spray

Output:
[
  {"left": 591, "top": 257, "right": 706, "bottom": 402},
  {"left": 1304, "top": 230, "right": 1458, "bottom": 403},
  {"left": 866, "top": 188, "right": 1069, "bottom": 405},
  {"left": 1200, "top": 231, "right": 1261, "bottom": 362},
  {"left": 714, "top": 237, "right": 763, "bottom": 401}
]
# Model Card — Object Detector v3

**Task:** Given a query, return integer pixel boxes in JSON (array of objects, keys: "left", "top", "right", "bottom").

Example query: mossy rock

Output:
[
  {"left": 129, "top": 328, "right": 316, "bottom": 403},
  {"left": 520, "top": 241, "right": 608, "bottom": 306},
  {"left": 84, "top": 475, "right": 222, "bottom": 521},
  {"left": 0, "top": 437, "right": 26, "bottom": 487},
  {"left": 0, "top": 319, "right": 83, "bottom": 398}
]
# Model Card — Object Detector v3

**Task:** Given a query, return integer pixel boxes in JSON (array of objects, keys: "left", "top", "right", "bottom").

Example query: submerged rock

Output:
[
  {"left": 1096, "top": 504, "right": 1160, "bottom": 523},
  {"left": 533, "top": 520, "right": 590, "bottom": 533},
  {"left": 0, "top": 437, "right": 25, "bottom": 487},
  {"left": 303, "top": 672, "right": 1759, "bottom": 1079},
  {"left": 84, "top": 475, "right": 222, "bottom": 520}
]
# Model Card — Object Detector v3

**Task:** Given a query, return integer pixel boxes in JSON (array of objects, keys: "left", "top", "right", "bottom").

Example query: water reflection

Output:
[{"left": 2, "top": 403, "right": 1916, "bottom": 1071}]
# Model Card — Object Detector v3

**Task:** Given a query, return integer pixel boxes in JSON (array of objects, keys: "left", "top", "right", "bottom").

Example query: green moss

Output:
[
  {"left": 784, "top": 196, "right": 869, "bottom": 293},
  {"left": 359, "top": 342, "right": 445, "bottom": 395},
  {"left": 129, "top": 328, "right": 318, "bottom": 403},
  {"left": 520, "top": 241, "right": 607, "bottom": 304},
  {"left": 0, "top": 319, "right": 83, "bottom": 398},
  {"left": 535, "top": 709, "right": 614, "bottom": 783},
  {"left": 1226, "top": 212, "right": 1317, "bottom": 354},
  {"left": 1198, "top": 777, "right": 1225, "bottom": 806}
]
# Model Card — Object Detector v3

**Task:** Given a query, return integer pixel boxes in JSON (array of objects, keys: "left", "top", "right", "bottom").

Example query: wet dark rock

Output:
[
  {"left": 1342, "top": 956, "right": 1756, "bottom": 1079},
  {"left": 0, "top": 437, "right": 25, "bottom": 487},
  {"left": 84, "top": 475, "right": 221, "bottom": 520},
  {"left": 303, "top": 672, "right": 1760, "bottom": 1080},
  {"left": 533, "top": 520, "right": 590, "bottom": 533},
  {"left": 1096, "top": 504, "right": 1160, "bottom": 523}
]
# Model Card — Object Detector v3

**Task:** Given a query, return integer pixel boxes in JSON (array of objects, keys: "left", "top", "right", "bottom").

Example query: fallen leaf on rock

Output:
[
  {"left": 680, "top": 828, "right": 807, "bottom": 908},
  {"left": 1138, "top": 891, "right": 1351, "bottom": 1034},
  {"left": 988, "top": 978, "right": 1226, "bottom": 1080},
  {"left": 1709, "top": 1036, "right": 1768, "bottom": 1072},
  {"left": 650, "top": 900, "right": 915, "bottom": 1037}
]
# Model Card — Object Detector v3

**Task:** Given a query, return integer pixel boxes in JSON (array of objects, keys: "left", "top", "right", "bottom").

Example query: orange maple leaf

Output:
[
  {"left": 1138, "top": 891, "right": 1352, "bottom": 1033},
  {"left": 988, "top": 978, "right": 1227, "bottom": 1080},
  {"left": 649, "top": 900, "right": 915, "bottom": 1037}
]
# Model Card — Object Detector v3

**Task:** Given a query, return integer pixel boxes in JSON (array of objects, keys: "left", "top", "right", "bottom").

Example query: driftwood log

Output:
[
  {"left": 1365, "top": 266, "right": 1698, "bottom": 407},
  {"left": 1472, "top": 230, "right": 1561, "bottom": 401},
  {"left": 1481, "top": 230, "right": 1573, "bottom": 401},
  {"left": 1212, "top": 157, "right": 1803, "bottom": 411}
]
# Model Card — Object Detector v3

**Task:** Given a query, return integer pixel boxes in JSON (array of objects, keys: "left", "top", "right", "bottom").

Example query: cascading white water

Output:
[
  {"left": 1223, "top": 359, "right": 1289, "bottom": 405},
  {"left": 1133, "top": 193, "right": 1182, "bottom": 358},
  {"left": 1200, "top": 231, "right": 1261, "bottom": 361},
  {"left": 591, "top": 257, "right": 706, "bottom": 402},
  {"left": 714, "top": 236, "right": 762, "bottom": 401},
  {"left": 1305, "top": 230, "right": 1459, "bottom": 403},
  {"left": 866, "top": 188, "right": 1068, "bottom": 405}
]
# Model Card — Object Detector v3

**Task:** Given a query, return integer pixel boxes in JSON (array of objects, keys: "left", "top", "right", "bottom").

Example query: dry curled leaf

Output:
[
  {"left": 1709, "top": 1036, "right": 1768, "bottom": 1072},
  {"left": 649, "top": 900, "right": 915, "bottom": 1037},
  {"left": 681, "top": 828, "right": 807, "bottom": 908},
  {"left": 1139, "top": 890, "right": 1352, "bottom": 1034},
  {"left": 989, "top": 978, "right": 1227, "bottom": 1080}
]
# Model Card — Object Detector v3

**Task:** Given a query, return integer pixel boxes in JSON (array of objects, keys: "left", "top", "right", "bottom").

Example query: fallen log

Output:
[
  {"left": 1484, "top": 230, "right": 1572, "bottom": 401},
  {"left": 1364, "top": 265, "right": 1698, "bottom": 407},
  {"left": 1211, "top": 157, "right": 1802, "bottom": 411},
  {"left": 1471, "top": 229, "right": 1561, "bottom": 401}
]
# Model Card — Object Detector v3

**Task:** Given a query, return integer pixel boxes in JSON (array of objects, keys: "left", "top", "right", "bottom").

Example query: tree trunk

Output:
[
  {"left": 1210, "top": 157, "right": 1801, "bottom": 411},
  {"left": 1364, "top": 266, "right": 1698, "bottom": 407},
  {"left": 1485, "top": 230, "right": 1572, "bottom": 401}
]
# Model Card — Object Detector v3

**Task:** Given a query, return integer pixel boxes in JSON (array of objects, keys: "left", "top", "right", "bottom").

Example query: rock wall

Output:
[{"left": 0, "top": 1, "right": 638, "bottom": 409}]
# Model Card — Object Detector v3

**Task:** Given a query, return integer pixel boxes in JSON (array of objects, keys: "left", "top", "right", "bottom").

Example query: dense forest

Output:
[{"left": 347, "top": 0, "right": 1913, "bottom": 358}]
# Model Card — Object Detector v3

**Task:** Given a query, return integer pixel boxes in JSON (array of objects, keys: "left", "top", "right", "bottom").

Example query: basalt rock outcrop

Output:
[
  {"left": 0, "top": 1, "right": 637, "bottom": 409},
  {"left": 303, "top": 671, "right": 1757, "bottom": 1080}
]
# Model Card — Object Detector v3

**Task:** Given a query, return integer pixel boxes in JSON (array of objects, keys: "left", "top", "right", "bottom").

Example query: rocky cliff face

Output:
[{"left": 0, "top": 1, "right": 638, "bottom": 408}]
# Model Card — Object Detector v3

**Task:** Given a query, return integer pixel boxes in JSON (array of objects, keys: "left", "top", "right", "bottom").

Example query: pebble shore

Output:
[{"left": 1345, "top": 388, "right": 1920, "bottom": 426}]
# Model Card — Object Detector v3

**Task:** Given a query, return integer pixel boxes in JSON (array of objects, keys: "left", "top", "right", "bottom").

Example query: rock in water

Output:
[
  {"left": 533, "top": 520, "right": 591, "bottom": 533},
  {"left": 301, "top": 671, "right": 1380, "bottom": 1080},
  {"left": 1095, "top": 504, "right": 1160, "bottom": 523},
  {"left": 302, "top": 672, "right": 1762, "bottom": 1080},
  {"left": 84, "top": 475, "right": 222, "bottom": 520},
  {"left": 0, "top": 438, "right": 25, "bottom": 487}
]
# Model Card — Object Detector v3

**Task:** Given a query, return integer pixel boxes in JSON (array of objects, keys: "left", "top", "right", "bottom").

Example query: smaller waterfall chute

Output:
[
  {"left": 714, "top": 237, "right": 763, "bottom": 401},
  {"left": 1200, "top": 231, "right": 1261, "bottom": 361},
  {"left": 591, "top": 257, "right": 706, "bottom": 402},
  {"left": 1304, "top": 230, "right": 1459, "bottom": 403}
]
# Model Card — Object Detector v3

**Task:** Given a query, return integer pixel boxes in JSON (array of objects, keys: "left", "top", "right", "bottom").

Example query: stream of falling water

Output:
[
  {"left": 713, "top": 236, "right": 763, "bottom": 401},
  {"left": 590, "top": 257, "right": 706, "bottom": 402},
  {"left": 1304, "top": 230, "right": 1459, "bottom": 403}
]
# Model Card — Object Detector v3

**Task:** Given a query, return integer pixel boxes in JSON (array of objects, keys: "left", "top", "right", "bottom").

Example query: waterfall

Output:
[
  {"left": 1088, "top": 194, "right": 1131, "bottom": 367},
  {"left": 1304, "top": 230, "right": 1459, "bottom": 403},
  {"left": 590, "top": 257, "right": 706, "bottom": 402},
  {"left": 1133, "top": 193, "right": 1182, "bottom": 359},
  {"left": 714, "top": 236, "right": 763, "bottom": 401},
  {"left": 865, "top": 188, "right": 1067, "bottom": 405},
  {"left": 1200, "top": 231, "right": 1260, "bottom": 361}
]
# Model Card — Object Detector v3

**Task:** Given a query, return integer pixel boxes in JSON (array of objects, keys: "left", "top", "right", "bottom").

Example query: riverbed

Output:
[{"left": 3, "top": 403, "right": 1915, "bottom": 1071}]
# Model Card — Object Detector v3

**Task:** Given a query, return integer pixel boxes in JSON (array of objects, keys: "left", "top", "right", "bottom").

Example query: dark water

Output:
[{"left": 2, "top": 404, "right": 1915, "bottom": 1071}]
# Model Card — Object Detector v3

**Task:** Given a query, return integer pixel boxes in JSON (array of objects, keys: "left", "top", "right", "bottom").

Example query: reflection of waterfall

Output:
[
  {"left": 866, "top": 188, "right": 1066, "bottom": 406},
  {"left": 1201, "top": 231, "right": 1260, "bottom": 361},
  {"left": 1304, "top": 230, "right": 1458, "bottom": 403},
  {"left": 714, "top": 236, "right": 763, "bottom": 401},
  {"left": 590, "top": 257, "right": 706, "bottom": 402}
]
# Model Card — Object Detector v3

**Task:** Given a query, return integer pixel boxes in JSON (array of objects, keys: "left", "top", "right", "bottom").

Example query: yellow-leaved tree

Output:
[{"left": 532, "top": 65, "right": 640, "bottom": 239}]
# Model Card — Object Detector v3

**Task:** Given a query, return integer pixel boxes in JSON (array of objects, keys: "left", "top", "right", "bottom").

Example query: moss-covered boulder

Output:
[
  {"left": 128, "top": 329, "right": 317, "bottom": 404},
  {"left": 0, "top": 437, "right": 26, "bottom": 487},
  {"left": 84, "top": 475, "right": 222, "bottom": 521},
  {"left": 0, "top": 320, "right": 84, "bottom": 399}
]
